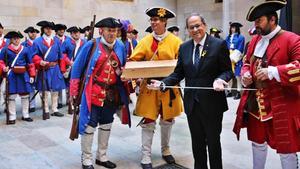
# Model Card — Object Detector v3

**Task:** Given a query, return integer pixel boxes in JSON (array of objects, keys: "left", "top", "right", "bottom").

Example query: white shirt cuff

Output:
[{"left": 268, "top": 66, "right": 281, "bottom": 82}]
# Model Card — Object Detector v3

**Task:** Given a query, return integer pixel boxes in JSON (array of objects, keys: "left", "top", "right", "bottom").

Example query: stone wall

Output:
[
  {"left": 176, "top": 0, "right": 223, "bottom": 41},
  {"left": 0, "top": 0, "right": 177, "bottom": 39},
  {"left": 0, "top": 0, "right": 298, "bottom": 41}
]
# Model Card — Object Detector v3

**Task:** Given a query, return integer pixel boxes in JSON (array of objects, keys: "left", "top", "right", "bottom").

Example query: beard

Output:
[{"left": 256, "top": 25, "right": 272, "bottom": 36}]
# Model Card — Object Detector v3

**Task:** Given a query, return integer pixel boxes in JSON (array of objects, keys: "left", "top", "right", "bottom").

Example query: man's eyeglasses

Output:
[{"left": 188, "top": 23, "right": 204, "bottom": 30}]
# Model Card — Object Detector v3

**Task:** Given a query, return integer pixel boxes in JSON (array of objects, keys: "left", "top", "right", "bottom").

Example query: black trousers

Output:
[
  {"left": 187, "top": 101, "right": 223, "bottom": 169},
  {"left": 88, "top": 104, "right": 116, "bottom": 127}
]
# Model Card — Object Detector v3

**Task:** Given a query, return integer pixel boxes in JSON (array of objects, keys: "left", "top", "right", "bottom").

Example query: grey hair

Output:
[{"left": 185, "top": 13, "right": 206, "bottom": 28}]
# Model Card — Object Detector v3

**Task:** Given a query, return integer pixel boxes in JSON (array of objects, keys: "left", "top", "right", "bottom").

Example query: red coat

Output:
[{"left": 233, "top": 30, "right": 300, "bottom": 153}]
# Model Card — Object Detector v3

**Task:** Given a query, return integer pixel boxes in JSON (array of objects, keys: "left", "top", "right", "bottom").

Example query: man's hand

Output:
[
  {"left": 255, "top": 68, "right": 268, "bottom": 81},
  {"left": 242, "top": 71, "right": 253, "bottom": 87},
  {"left": 3, "top": 66, "right": 9, "bottom": 72},
  {"left": 29, "top": 77, "right": 35, "bottom": 84},
  {"left": 40, "top": 60, "right": 48, "bottom": 66},
  {"left": 63, "top": 72, "right": 69, "bottom": 78},
  {"left": 213, "top": 78, "right": 228, "bottom": 91},
  {"left": 147, "top": 79, "right": 162, "bottom": 90}
]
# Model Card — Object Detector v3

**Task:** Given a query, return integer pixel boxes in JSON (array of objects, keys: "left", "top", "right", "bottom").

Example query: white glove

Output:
[
  {"left": 29, "top": 77, "right": 35, "bottom": 84},
  {"left": 213, "top": 78, "right": 228, "bottom": 91},
  {"left": 40, "top": 60, "right": 48, "bottom": 66},
  {"left": 63, "top": 71, "right": 69, "bottom": 78},
  {"left": 147, "top": 79, "right": 163, "bottom": 90}
]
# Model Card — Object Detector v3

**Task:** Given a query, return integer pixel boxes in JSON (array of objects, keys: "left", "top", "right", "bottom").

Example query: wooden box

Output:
[{"left": 122, "top": 60, "right": 178, "bottom": 79}]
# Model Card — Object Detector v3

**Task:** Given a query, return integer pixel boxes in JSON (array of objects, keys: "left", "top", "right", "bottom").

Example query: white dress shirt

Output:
[{"left": 192, "top": 33, "right": 207, "bottom": 64}]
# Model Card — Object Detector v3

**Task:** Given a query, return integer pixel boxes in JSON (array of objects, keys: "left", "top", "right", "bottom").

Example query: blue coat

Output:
[
  {"left": 61, "top": 38, "right": 86, "bottom": 61},
  {"left": 124, "top": 39, "right": 138, "bottom": 57},
  {"left": 54, "top": 35, "right": 71, "bottom": 46},
  {"left": 32, "top": 37, "right": 66, "bottom": 91},
  {"left": 225, "top": 33, "right": 245, "bottom": 76},
  {"left": 71, "top": 38, "right": 129, "bottom": 134},
  {"left": 21, "top": 39, "right": 35, "bottom": 55},
  {"left": 0, "top": 39, "right": 10, "bottom": 52},
  {"left": 21, "top": 39, "right": 36, "bottom": 87},
  {"left": 0, "top": 46, "right": 33, "bottom": 94}
]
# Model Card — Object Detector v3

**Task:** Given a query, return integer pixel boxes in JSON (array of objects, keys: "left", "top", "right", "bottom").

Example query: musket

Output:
[
  {"left": 69, "top": 15, "right": 96, "bottom": 140},
  {"left": 41, "top": 64, "right": 46, "bottom": 119},
  {"left": 4, "top": 49, "right": 9, "bottom": 124},
  {"left": 41, "top": 47, "right": 47, "bottom": 120}
]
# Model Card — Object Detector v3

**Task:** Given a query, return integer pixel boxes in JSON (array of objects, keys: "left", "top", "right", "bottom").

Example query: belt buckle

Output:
[{"left": 110, "top": 60, "right": 118, "bottom": 68}]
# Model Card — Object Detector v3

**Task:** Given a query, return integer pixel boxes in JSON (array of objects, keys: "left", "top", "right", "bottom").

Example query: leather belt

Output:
[
  {"left": 12, "top": 66, "right": 26, "bottom": 74},
  {"left": 48, "top": 61, "right": 58, "bottom": 67},
  {"left": 93, "top": 80, "right": 116, "bottom": 90}
]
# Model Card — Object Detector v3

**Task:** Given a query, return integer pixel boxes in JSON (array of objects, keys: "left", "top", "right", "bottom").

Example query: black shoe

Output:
[
  {"left": 57, "top": 103, "right": 63, "bottom": 109},
  {"left": 95, "top": 159, "right": 116, "bottom": 168},
  {"left": 162, "top": 155, "right": 175, "bottom": 164},
  {"left": 22, "top": 117, "right": 33, "bottom": 122},
  {"left": 29, "top": 107, "right": 35, "bottom": 113},
  {"left": 7, "top": 120, "right": 16, "bottom": 125},
  {"left": 233, "top": 92, "right": 241, "bottom": 100},
  {"left": 226, "top": 92, "right": 233, "bottom": 97},
  {"left": 51, "top": 112, "right": 64, "bottom": 117},
  {"left": 82, "top": 164, "right": 94, "bottom": 169},
  {"left": 43, "top": 112, "right": 50, "bottom": 120},
  {"left": 141, "top": 163, "right": 153, "bottom": 169}
]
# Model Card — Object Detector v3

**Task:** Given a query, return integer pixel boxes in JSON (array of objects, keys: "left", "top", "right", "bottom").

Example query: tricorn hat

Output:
[
  {"left": 132, "top": 29, "right": 139, "bottom": 35},
  {"left": 81, "top": 26, "right": 90, "bottom": 33},
  {"left": 95, "top": 17, "right": 122, "bottom": 28},
  {"left": 210, "top": 27, "right": 222, "bottom": 34},
  {"left": 246, "top": 0, "right": 287, "bottom": 21},
  {"left": 167, "top": 25, "right": 180, "bottom": 32},
  {"left": 54, "top": 24, "right": 67, "bottom": 31},
  {"left": 4, "top": 31, "right": 24, "bottom": 39},
  {"left": 36, "top": 21, "right": 55, "bottom": 29},
  {"left": 145, "top": 26, "right": 153, "bottom": 33},
  {"left": 24, "top": 26, "right": 40, "bottom": 33},
  {"left": 145, "top": 7, "right": 176, "bottom": 19},
  {"left": 66, "top": 26, "right": 81, "bottom": 33},
  {"left": 230, "top": 22, "right": 243, "bottom": 28}
]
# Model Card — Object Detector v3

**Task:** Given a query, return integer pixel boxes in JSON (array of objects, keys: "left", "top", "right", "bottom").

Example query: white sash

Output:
[
  {"left": 74, "top": 39, "right": 81, "bottom": 59},
  {"left": 7, "top": 46, "right": 24, "bottom": 76},
  {"left": 44, "top": 46, "right": 52, "bottom": 61}
]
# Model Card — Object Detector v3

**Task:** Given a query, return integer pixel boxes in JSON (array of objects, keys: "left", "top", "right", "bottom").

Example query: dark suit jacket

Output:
[{"left": 162, "top": 34, "right": 233, "bottom": 116}]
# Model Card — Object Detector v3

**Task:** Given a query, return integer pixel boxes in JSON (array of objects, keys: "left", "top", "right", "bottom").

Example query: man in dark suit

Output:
[{"left": 148, "top": 13, "right": 233, "bottom": 169}]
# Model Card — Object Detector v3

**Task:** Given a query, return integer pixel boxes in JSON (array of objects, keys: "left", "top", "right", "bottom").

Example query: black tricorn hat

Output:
[
  {"left": 36, "top": 21, "right": 55, "bottom": 29},
  {"left": 246, "top": 0, "right": 287, "bottom": 21},
  {"left": 230, "top": 22, "right": 243, "bottom": 28},
  {"left": 167, "top": 25, "right": 180, "bottom": 32},
  {"left": 145, "top": 7, "right": 176, "bottom": 19},
  {"left": 132, "top": 29, "right": 139, "bottom": 35},
  {"left": 4, "top": 31, "right": 24, "bottom": 39},
  {"left": 24, "top": 26, "right": 40, "bottom": 33},
  {"left": 145, "top": 26, "right": 153, "bottom": 33},
  {"left": 80, "top": 26, "right": 90, "bottom": 33},
  {"left": 95, "top": 17, "right": 122, "bottom": 28},
  {"left": 66, "top": 26, "right": 81, "bottom": 33},
  {"left": 210, "top": 27, "right": 222, "bottom": 33},
  {"left": 54, "top": 24, "right": 67, "bottom": 31}
]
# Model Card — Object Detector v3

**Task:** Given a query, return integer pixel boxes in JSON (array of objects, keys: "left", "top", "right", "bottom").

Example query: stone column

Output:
[
  {"left": 292, "top": 0, "right": 300, "bottom": 34},
  {"left": 223, "top": 0, "right": 264, "bottom": 42}
]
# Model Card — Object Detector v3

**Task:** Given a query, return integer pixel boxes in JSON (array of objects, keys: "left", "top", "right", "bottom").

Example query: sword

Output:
[{"left": 149, "top": 85, "right": 257, "bottom": 91}]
